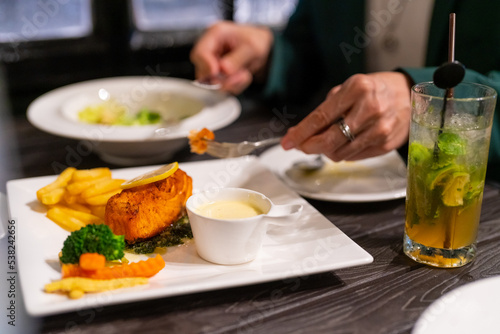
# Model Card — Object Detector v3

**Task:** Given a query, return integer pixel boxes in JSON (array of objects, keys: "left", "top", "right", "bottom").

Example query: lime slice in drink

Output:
[
  {"left": 408, "top": 142, "right": 432, "bottom": 166},
  {"left": 441, "top": 171, "right": 470, "bottom": 206},
  {"left": 427, "top": 165, "right": 460, "bottom": 190}
]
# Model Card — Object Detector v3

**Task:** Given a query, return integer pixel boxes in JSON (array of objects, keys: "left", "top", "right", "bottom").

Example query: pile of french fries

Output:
[{"left": 36, "top": 167, "right": 125, "bottom": 231}]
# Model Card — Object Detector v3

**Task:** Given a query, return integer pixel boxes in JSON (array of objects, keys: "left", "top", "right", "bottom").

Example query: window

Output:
[
  {"left": 233, "top": 0, "right": 297, "bottom": 28},
  {"left": 0, "top": 0, "right": 93, "bottom": 43},
  {"left": 131, "top": 0, "right": 225, "bottom": 32},
  {"left": 1, "top": 0, "right": 299, "bottom": 109},
  {"left": 129, "top": 0, "right": 227, "bottom": 50}
]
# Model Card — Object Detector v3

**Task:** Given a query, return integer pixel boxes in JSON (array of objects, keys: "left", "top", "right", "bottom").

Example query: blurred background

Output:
[{"left": 0, "top": 0, "right": 298, "bottom": 116}]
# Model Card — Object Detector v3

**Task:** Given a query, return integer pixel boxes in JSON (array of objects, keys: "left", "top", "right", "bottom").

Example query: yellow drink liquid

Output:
[{"left": 405, "top": 195, "right": 482, "bottom": 249}]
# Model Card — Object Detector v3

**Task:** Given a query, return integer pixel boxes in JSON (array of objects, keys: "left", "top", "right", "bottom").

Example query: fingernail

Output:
[{"left": 281, "top": 137, "right": 295, "bottom": 150}]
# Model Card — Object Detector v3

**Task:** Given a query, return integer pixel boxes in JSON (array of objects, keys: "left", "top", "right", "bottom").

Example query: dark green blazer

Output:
[{"left": 263, "top": 0, "right": 500, "bottom": 181}]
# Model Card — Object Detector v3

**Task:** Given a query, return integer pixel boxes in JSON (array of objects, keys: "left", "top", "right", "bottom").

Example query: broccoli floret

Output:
[
  {"left": 135, "top": 109, "right": 161, "bottom": 125},
  {"left": 60, "top": 224, "right": 125, "bottom": 264}
]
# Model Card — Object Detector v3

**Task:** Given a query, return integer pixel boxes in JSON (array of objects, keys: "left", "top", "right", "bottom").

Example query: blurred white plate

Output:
[
  {"left": 27, "top": 76, "right": 240, "bottom": 165},
  {"left": 0, "top": 193, "right": 6, "bottom": 239},
  {"left": 7, "top": 157, "right": 373, "bottom": 316},
  {"left": 413, "top": 276, "right": 500, "bottom": 333},
  {"left": 259, "top": 145, "right": 407, "bottom": 202}
]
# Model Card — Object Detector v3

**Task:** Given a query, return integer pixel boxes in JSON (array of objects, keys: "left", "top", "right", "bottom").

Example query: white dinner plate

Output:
[
  {"left": 6, "top": 157, "right": 373, "bottom": 316},
  {"left": 27, "top": 76, "right": 240, "bottom": 142},
  {"left": 259, "top": 146, "right": 407, "bottom": 202},
  {"left": 27, "top": 76, "right": 241, "bottom": 165},
  {"left": 413, "top": 275, "right": 500, "bottom": 334}
]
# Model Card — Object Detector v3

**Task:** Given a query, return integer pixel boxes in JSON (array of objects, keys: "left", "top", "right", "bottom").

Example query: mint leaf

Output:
[{"left": 437, "top": 132, "right": 466, "bottom": 156}]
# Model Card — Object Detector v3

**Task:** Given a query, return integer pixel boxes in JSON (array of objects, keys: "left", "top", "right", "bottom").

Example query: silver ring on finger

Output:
[{"left": 337, "top": 117, "right": 355, "bottom": 142}]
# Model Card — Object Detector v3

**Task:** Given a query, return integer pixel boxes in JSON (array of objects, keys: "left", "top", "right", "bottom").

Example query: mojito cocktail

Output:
[{"left": 403, "top": 82, "right": 497, "bottom": 268}]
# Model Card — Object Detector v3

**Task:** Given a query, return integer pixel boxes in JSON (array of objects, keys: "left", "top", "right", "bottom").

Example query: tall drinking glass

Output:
[{"left": 403, "top": 82, "right": 497, "bottom": 268}]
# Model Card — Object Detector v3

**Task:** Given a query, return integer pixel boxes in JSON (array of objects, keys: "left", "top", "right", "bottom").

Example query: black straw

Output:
[
  {"left": 434, "top": 13, "right": 457, "bottom": 160},
  {"left": 442, "top": 13, "right": 456, "bottom": 250}
]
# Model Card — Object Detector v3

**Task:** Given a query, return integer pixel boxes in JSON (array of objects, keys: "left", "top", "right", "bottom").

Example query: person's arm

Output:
[{"left": 261, "top": 1, "right": 325, "bottom": 103}]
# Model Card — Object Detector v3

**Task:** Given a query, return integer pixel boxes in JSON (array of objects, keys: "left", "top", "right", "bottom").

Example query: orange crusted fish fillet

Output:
[
  {"left": 188, "top": 128, "right": 215, "bottom": 154},
  {"left": 104, "top": 169, "right": 192, "bottom": 243}
]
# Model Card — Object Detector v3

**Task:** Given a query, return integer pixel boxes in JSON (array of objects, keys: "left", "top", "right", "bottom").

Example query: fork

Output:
[
  {"left": 192, "top": 73, "right": 227, "bottom": 90},
  {"left": 205, "top": 137, "right": 282, "bottom": 158}
]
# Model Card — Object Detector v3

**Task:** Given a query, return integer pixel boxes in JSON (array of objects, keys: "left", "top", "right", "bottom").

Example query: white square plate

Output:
[{"left": 7, "top": 157, "right": 373, "bottom": 316}]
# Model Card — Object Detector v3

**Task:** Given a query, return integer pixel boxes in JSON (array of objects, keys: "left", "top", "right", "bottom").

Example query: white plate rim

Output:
[
  {"left": 412, "top": 275, "right": 500, "bottom": 334},
  {"left": 27, "top": 76, "right": 241, "bottom": 142},
  {"left": 7, "top": 157, "right": 373, "bottom": 316},
  {"left": 259, "top": 146, "right": 407, "bottom": 202}
]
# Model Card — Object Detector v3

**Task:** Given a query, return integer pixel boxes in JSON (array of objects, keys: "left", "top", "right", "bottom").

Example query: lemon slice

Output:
[{"left": 121, "top": 162, "right": 179, "bottom": 189}]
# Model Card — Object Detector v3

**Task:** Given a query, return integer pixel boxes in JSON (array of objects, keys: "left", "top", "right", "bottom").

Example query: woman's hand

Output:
[
  {"left": 190, "top": 21, "right": 274, "bottom": 95},
  {"left": 281, "top": 72, "right": 413, "bottom": 161}
]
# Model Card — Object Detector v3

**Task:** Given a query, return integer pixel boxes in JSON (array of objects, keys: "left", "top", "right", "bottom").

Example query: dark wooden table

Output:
[{"left": 2, "top": 97, "right": 500, "bottom": 334}]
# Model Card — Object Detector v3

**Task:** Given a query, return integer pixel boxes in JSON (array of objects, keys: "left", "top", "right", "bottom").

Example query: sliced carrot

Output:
[
  {"left": 62, "top": 254, "right": 165, "bottom": 279},
  {"left": 79, "top": 253, "right": 106, "bottom": 271}
]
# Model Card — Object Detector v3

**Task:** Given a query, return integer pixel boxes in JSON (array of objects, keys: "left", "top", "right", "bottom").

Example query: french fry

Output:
[
  {"left": 52, "top": 205, "right": 104, "bottom": 225},
  {"left": 66, "top": 176, "right": 111, "bottom": 195},
  {"left": 44, "top": 277, "right": 149, "bottom": 299},
  {"left": 36, "top": 167, "right": 76, "bottom": 201},
  {"left": 81, "top": 179, "right": 125, "bottom": 199},
  {"left": 39, "top": 188, "right": 65, "bottom": 205},
  {"left": 64, "top": 202, "right": 92, "bottom": 214},
  {"left": 90, "top": 205, "right": 106, "bottom": 220},
  {"left": 47, "top": 207, "right": 86, "bottom": 232},
  {"left": 75, "top": 194, "right": 90, "bottom": 205},
  {"left": 38, "top": 167, "right": 122, "bottom": 230},
  {"left": 72, "top": 168, "right": 112, "bottom": 182},
  {"left": 85, "top": 189, "right": 121, "bottom": 206},
  {"left": 63, "top": 191, "right": 80, "bottom": 204}
]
